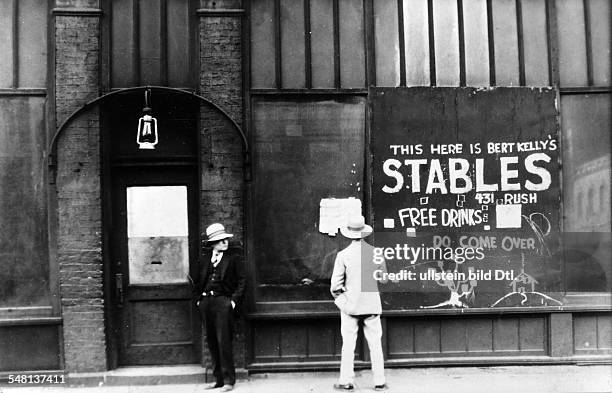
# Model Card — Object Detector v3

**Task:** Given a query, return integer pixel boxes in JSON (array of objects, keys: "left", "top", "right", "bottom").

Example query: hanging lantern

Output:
[{"left": 137, "top": 90, "right": 158, "bottom": 150}]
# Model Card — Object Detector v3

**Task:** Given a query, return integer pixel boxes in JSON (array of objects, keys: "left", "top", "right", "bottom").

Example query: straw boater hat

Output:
[
  {"left": 205, "top": 223, "right": 234, "bottom": 243},
  {"left": 340, "top": 215, "right": 373, "bottom": 239}
]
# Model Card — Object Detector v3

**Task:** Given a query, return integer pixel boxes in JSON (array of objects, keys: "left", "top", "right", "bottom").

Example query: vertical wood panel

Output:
[
  {"left": 519, "top": 317, "right": 545, "bottom": 351},
  {"left": 167, "top": 0, "right": 189, "bottom": 87},
  {"left": 493, "top": 318, "right": 519, "bottom": 351},
  {"left": 310, "top": 0, "right": 334, "bottom": 88},
  {"left": 374, "top": 0, "right": 400, "bottom": 86},
  {"left": 556, "top": 0, "right": 588, "bottom": 87},
  {"left": 549, "top": 313, "right": 573, "bottom": 357},
  {"left": 521, "top": 0, "right": 550, "bottom": 86},
  {"left": 466, "top": 318, "right": 493, "bottom": 352},
  {"left": 251, "top": 0, "right": 276, "bottom": 88},
  {"left": 0, "top": 0, "right": 14, "bottom": 88},
  {"left": 462, "top": 0, "right": 489, "bottom": 86},
  {"left": 17, "top": 0, "right": 47, "bottom": 88},
  {"left": 308, "top": 322, "right": 335, "bottom": 356},
  {"left": 492, "top": 0, "right": 519, "bottom": 86},
  {"left": 414, "top": 320, "right": 440, "bottom": 353},
  {"left": 597, "top": 315, "right": 612, "bottom": 350},
  {"left": 111, "top": 0, "right": 135, "bottom": 87},
  {"left": 339, "top": 0, "right": 365, "bottom": 88},
  {"left": 387, "top": 319, "right": 414, "bottom": 355},
  {"left": 433, "top": 0, "right": 460, "bottom": 86},
  {"left": 574, "top": 314, "right": 598, "bottom": 351},
  {"left": 403, "top": 0, "right": 430, "bottom": 86},
  {"left": 280, "top": 324, "right": 307, "bottom": 357},
  {"left": 139, "top": 0, "right": 162, "bottom": 85},
  {"left": 441, "top": 319, "right": 467, "bottom": 353},
  {"left": 280, "top": 0, "right": 306, "bottom": 88},
  {"left": 0, "top": 325, "right": 60, "bottom": 371},
  {"left": 253, "top": 324, "right": 280, "bottom": 359},
  {"left": 588, "top": 0, "right": 611, "bottom": 86}
]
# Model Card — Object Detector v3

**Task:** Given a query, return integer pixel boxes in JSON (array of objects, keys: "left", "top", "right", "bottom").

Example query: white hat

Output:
[
  {"left": 340, "top": 215, "right": 373, "bottom": 239},
  {"left": 205, "top": 223, "right": 234, "bottom": 243}
]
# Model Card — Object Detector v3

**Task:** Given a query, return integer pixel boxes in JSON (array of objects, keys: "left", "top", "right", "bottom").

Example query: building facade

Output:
[{"left": 0, "top": 0, "right": 610, "bottom": 377}]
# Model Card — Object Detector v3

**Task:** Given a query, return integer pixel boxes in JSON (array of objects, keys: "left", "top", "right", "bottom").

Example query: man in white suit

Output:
[{"left": 330, "top": 215, "right": 387, "bottom": 391}]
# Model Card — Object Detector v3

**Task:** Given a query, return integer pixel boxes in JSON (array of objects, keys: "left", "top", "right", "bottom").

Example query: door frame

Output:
[
  {"left": 109, "top": 166, "right": 200, "bottom": 366},
  {"left": 100, "top": 91, "right": 204, "bottom": 369}
]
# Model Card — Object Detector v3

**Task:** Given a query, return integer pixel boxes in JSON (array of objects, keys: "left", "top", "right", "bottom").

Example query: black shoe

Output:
[
  {"left": 334, "top": 383, "right": 355, "bottom": 391},
  {"left": 204, "top": 382, "right": 224, "bottom": 389},
  {"left": 374, "top": 384, "right": 387, "bottom": 391}
]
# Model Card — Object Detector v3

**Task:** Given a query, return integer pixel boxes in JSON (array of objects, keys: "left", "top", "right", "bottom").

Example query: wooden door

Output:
[{"left": 111, "top": 167, "right": 199, "bottom": 365}]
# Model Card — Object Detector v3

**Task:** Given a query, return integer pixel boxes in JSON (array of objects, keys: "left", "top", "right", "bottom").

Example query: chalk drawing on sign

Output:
[
  {"left": 484, "top": 225, "right": 491, "bottom": 231},
  {"left": 522, "top": 212, "right": 552, "bottom": 256},
  {"left": 419, "top": 197, "right": 429, "bottom": 205},
  {"left": 491, "top": 253, "right": 561, "bottom": 307},
  {"left": 456, "top": 195, "right": 466, "bottom": 208},
  {"left": 421, "top": 262, "right": 478, "bottom": 309},
  {"left": 383, "top": 218, "right": 395, "bottom": 229},
  {"left": 406, "top": 228, "right": 416, "bottom": 237},
  {"left": 481, "top": 205, "right": 488, "bottom": 211}
]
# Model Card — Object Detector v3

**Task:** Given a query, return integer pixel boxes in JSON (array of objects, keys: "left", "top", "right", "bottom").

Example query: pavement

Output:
[{"left": 1, "top": 365, "right": 611, "bottom": 393}]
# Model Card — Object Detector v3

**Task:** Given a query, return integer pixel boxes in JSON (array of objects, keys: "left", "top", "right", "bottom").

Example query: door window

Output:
[{"left": 127, "top": 186, "right": 189, "bottom": 284}]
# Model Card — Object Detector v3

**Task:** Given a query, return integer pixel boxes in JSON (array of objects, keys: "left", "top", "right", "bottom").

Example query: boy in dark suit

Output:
[{"left": 195, "top": 223, "right": 245, "bottom": 391}]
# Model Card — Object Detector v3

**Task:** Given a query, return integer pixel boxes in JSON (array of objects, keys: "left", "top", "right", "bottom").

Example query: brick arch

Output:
[{"left": 48, "top": 86, "right": 250, "bottom": 182}]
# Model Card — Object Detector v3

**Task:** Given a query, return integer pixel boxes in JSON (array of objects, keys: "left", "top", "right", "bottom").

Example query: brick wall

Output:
[
  {"left": 55, "top": 11, "right": 105, "bottom": 372},
  {"left": 199, "top": 0, "right": 246, "bottom": 369}
]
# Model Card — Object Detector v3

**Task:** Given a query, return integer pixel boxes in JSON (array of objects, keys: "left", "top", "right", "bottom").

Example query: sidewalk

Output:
[{"left": 1, "top": 365, "right": 611, "bottom": 393}]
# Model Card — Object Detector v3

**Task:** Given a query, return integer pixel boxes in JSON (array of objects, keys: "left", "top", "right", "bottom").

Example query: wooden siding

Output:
[
  {"left": 0, "top": 324, "right": 61, "bottom": 371},
  {"left": 573, "top": 313, "right": 612, "bottom": 354},
  {"left": 249, "top": 314, "right": 551, "bottom": 366}
]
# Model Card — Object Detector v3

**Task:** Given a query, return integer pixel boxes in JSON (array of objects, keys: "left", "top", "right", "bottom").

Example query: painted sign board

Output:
[{"left": 370, "top": 87, "right": 562, "bottom": 309}]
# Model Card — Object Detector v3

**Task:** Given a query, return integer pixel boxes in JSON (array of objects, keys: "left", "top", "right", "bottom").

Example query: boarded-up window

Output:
[
  {"left": 0, "top": 0, "right": 47, "bottom": 88},
  {"left": 251, "top": 97, "right": 366, "bottom": 301},
  {"left": 250, "top": 0, "right": 366, "bottom": 89},
  {"left": 0, "top": 97, "right": 49, "bottom": 307},
  {"left": 111, "top": 0, "right": 193, "bottom": 87}
]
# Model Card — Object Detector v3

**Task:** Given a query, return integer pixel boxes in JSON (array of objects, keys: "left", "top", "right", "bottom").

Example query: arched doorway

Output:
[
  {"left": 50, "top": 87, "right": 247, "bottom": 369},
  {"left": 102, "top": 91, "right": 200, "bottom": 366}
]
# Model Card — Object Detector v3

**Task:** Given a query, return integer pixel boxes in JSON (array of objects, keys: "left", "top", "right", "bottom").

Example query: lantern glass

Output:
[{"left": 137, "top": 114, "right": 158, "bottom": 149}]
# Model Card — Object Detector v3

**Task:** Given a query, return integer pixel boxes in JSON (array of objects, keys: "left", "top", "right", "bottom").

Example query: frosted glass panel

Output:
[
  {"left": 463, "top": 0, "right": 489, "bottom": 86},
  {"left": 433, "top": 0, "right": 460, "bottom": 86},
  {"left": 251, "top": 0, "right": 276, "bottom": 88},
  {"left": 557, "top": 0, "right": 588, "bottom": 87},
  {"left": 374, "top": 0, "right": 400, "bottom": 86},
  {"left": 403, "top": 0, "right": 430, "bottom": 86},
  {"left": 492, "top": 0, "right": 519, "bottom": 86},
  {"left": 280, "top": 0, "right": 306, "bottom": 88},
  {"left": 311, "top": 0, "right": 334, "bottom": 88},
  {"left": 127, "top": 186, "right": 189, "bottom": 284}
]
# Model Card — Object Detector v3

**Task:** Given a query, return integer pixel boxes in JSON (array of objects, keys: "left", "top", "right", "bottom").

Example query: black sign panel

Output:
[{"left": 370, "top": 87, "right": 562, "bottom": 309}]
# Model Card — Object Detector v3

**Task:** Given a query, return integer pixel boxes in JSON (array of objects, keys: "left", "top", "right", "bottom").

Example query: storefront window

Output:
[
  {"left": 252, "top": 97, "right": 365, "bottom": 301},
  {"left": 0, "top": 97, "right": 49, "bottom": 307},
  {"left": 561, "top": 94, "right": 612, "bottom": 293}
]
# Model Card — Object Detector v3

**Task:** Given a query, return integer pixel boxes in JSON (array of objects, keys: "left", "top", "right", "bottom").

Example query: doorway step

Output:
[{"left": 67, "top": 365, "right": 207, "bottom": 386}]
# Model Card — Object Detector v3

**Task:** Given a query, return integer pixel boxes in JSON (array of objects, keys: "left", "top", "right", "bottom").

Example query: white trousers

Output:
[{"left": 339, "top": 312, "right": 386, "bottom": 386}]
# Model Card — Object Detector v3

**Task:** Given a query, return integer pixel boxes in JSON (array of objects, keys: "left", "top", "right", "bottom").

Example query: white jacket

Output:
[{"left": 330, "top": 240, "right": 387, "bottom": 315}]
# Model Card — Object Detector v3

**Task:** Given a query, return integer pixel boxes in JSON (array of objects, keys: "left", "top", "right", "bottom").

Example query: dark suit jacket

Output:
[{"left": 193, "top": 248, "right": 246, "bottom": 306}]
